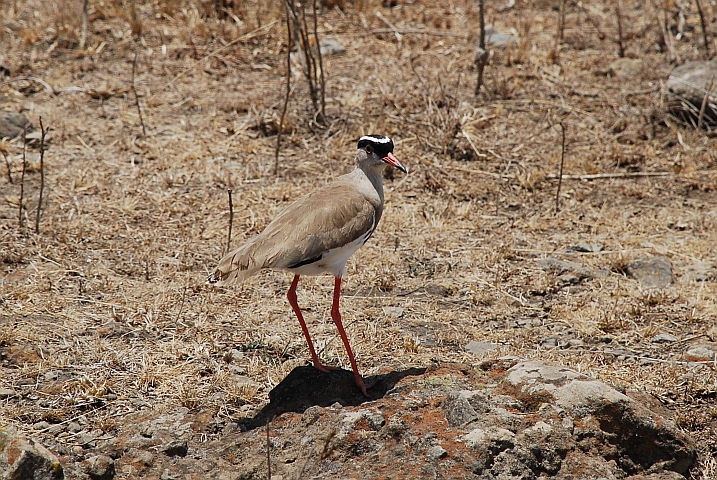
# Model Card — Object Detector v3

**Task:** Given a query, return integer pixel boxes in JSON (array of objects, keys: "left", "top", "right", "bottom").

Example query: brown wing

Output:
[{"left": 207, "top": 181, "right": 379, "bottom": 285}]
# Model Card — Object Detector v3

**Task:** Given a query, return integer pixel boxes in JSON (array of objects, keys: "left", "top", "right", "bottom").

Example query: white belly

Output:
[{"left": 287, "top": 233, "right": 369, "bottom": 278}]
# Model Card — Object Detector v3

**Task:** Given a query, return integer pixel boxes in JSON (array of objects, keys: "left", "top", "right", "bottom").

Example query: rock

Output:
[
  {"left": 426, "top": 445, "right": 447, "bottom": 461},
  {"left": 84, "top": 455, "right": 115, "bottom": 480},
  {"left": 609, "top": 58, "right": 644, "bottom": 78},
  {"left": 484, "top": 24, "right": 517, "bottom": 46},
  {"left": 664, "top": 60, "right": 717, "bottom": 128},
  {"left": 67, "top": 422, "right": 83, "bottom": 434},
  {"left": 684, "top": 344, "right": 717, "bottom": 362},
  {"left": 364, "top": 412, "right": 385, "bottom": 431},
  {"left": 505, "top": 360, "right": 695, "bottom": 475},
  {"left": 538, "top": 258, "right": 592, "bottom": 284},
  {"left": 162, "top": 439, "right": 188, "bottom": 457},
  {"left": 318, "top": 39, "right": 346, "bottom": 56},
  {"left": 652, "top": 333, "right": 678, "bottom": 343},
  {"left": 566, "top": 242, "right": 603, "bottom": 253},
  {"left": 541, "top": 337, "right": 558, "bottom": 348},
  {"left": 0, "top": 388, "right": 15, "bottom": 398},
  {"left": 223, "top": 348, "right": 244, "bottom": 363},
  {"left": 626, "top": 257, "right": 673, "bottom": 288},
  {"left": 0, "top": 113, "right": 34, "bottom": 140},
  {"left": 0, "top": 427, "right": 64, "bottom": 479},
  {"left": 464, "top": 340, "right": 498, "bottom": 356},
  {"left": 382, "top": 306, "right": 404, "bottom": 318},
  {"left": 443, "top": 390, "right": 479, "bottom": 427}
]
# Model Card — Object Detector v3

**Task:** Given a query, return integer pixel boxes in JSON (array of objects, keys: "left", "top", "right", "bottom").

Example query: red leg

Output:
[
  {"left": 331, "top": 276, "right": 373, "bottom": 397},
  {"left": 287, "top": 274, "right": 335, "bottom": 373}
]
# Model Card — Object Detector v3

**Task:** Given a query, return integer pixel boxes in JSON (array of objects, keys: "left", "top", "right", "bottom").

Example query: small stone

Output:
[
  {"left": 0, "top": 112, "right": 34, "bottom": 140},
  {"left": 224, "top": 348, "right": 244, "bottom": 363},
  {"left": 464, "top": 341, "right": 499, "bottom": 356},
  {"left": 319, "top": 39, "right": 346, "bottom": 56},
  {"left": 139, "top": 425, "right": 153, "bottom": 438},
  {"left": 651, "top": 333, "right": 678, "bottom": 343},
  {"left": 542, "top": 337, "right": 558, "bottom": 348},
  {"left": 33, "top": 421, "right": 51, "bottom": 431},
  {"left": 565, "top": 339, "right": 584, "bottom": 348},
  {"left": 426, "top": 445, "right": 447, "bottom": 461},
  {"left": 443, "top": 391, "right": 478, "bottom": 427},
  {"left": 382, "top": 306, "right": 404, "bottom": 318},
  {"left": 626, "top": 257, "right": 673, "bottom": 288},
  {"left": 684, "top": 344, "right": 717, "bottom": 362},
  {"left": 67, "top": 421, "right": 83, "bottom": 433},
  {"left": 161, "top": 469, "right": 178, "bottom": 480},
  {"left": 608, "top": 58, "right": 644, "bottom": 78},
  {"left": 84, "top": 454, "right": 115, "bottom": 480},
  {"left": 386, "top": 414, "right": 408, "bottom": 436},
  {"left": 365, "top": 413, "right": 385, "bottom": 431},
  {"left": 538, "top": 258, "right": 583, "bottom": 274},
  {"left": 0, "top": 388, "right": 15, "bottom": 398},
  {"left": 567, "top": 243, "right": 603, "bottom": 253},
  {"left": 664, "top": 60, "right": 717, "bottom": 128},
  {"left": 302, "top": 406, "right": 322, "bottom": 426},
  {"left": 163, "top": 439, "right": 188, "bottom": 457}
]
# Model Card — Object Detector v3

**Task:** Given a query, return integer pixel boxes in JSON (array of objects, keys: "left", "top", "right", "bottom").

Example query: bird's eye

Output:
[{"left": 365, "top": 145, "right": 374, "bottom": 154}]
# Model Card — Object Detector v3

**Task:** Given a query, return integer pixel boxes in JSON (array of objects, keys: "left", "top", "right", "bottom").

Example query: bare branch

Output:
[
  {"left": 555, "top": 122, "right": 566, "bottom": 214},
  {"left": 131, "top": 53, "right": 147, "bottom": 136},
  {"left": 474, "top": 0, "right": 488, "bottom": 97},
  {"left": 35, "top": 116, "right": 47, "bottom": 234}
]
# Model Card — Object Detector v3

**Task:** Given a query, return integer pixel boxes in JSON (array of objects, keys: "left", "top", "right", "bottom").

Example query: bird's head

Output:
[{"left": 356, "top": 135, "right": 407, "bottom": 174}]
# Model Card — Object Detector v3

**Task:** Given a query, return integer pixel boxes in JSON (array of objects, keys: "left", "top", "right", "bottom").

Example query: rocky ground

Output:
[
  {"left": 2, "top": 0, "right": 717, "bottom": 478},
  {"left": 0, "top": 359, "right": 702, "bottom": 479}
]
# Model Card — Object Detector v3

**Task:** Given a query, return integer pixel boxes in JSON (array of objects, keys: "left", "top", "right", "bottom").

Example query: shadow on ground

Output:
[{"left": 237, "top": 365, "right": 427, "bottom": 431}]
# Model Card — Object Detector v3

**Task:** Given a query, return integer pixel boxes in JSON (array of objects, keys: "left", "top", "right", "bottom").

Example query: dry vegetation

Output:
[{"left": 1, "top": 0, "right": 717, "bottom": 477}]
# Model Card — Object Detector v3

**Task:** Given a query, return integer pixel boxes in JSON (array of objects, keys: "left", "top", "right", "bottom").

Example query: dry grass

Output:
[{"left": 1, "top": 0, "right": 717, "bottom": 476}]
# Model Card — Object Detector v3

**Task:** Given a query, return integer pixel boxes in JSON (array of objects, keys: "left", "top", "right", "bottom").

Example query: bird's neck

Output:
[{"left": 356, "top": 163, "right": 385, "bottom": 205}]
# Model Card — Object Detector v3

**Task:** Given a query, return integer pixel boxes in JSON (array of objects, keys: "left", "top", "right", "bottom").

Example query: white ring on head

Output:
[{"left": 360, "top": 135, "right": 392, "bottom": 144}]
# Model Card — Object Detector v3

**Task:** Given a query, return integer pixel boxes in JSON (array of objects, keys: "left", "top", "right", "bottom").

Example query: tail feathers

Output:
[{"left": 206, "top": 243, "right": 262, "bottom": 286}]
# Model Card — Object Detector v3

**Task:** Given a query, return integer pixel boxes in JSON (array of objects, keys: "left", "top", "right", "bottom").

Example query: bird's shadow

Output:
[{"left": 236, "top": 365, "right": 426, "bottom": 431}]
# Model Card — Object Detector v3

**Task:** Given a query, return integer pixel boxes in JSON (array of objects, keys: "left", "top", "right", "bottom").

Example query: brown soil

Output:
[{"left": 1, "top": 0, "right": 716, "bottom": 478}]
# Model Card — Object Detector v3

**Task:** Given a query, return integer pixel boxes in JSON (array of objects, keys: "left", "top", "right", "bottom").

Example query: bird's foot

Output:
[
  {"left": 311, "top": 361, "right": 342, "bottom": 373},
  {"left": 356, "top": 377, "right": 376, "bottom": 398}
]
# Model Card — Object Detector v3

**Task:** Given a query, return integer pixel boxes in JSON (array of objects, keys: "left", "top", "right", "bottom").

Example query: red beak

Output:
[{"left": 383, "top": 152, "right": 407, "bottom": 173}]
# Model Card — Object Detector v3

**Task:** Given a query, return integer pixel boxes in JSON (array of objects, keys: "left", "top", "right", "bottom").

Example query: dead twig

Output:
[
  {"left": 555, "top": 122, "right": 566, "bottom": 214},
  {"left": 474, "top": 0, "right": 488, "bottom": 97},
  {"left": 19, "top": 127, "right": 27, "bottom": 229},
  {"left": 130, "top": 53, "right": 147, "bottom": 136},
  {"left": 656, "top": 1, "right": 680, "bottom": 64},
  {"left": 284, "top": 0, "right": 326, "bottom": 126},
  {"left": 275, "top": 13, "right": 292, "bottom": 176},
  {"left": 370, "top": 28, "right": 468, "bottom": 39},
  {"left": 35, "top": 116, "right": 47, "bottom": 234},
  {"left": 79, "top": 0, "right": 89, "bottom": 50},
  {"left": 547, "top": 171, "right": 672, "bottom": 180},
  {"left": 551, "top": 0, "right": 565, "bottom": 63},
  {"left": 226, "top": 189, "right": 234, "bottom": 254},
  {"left": 1, "top": 149, "right": 12, "bottom": 184},
  {"left": 615, "top": 0, "right": 625, "bottom": 57},
  {"left": 694, "top": 0, "right": 711, "bottom": 58},
  {"left": 312, "top": 0, "right": 326, "bottom": 121},
  {"left": 375, "top": 11, "right": 402, "bottom": 43},
  {"left": 697, "top": 80, "right": 714, "bottom": 130}
]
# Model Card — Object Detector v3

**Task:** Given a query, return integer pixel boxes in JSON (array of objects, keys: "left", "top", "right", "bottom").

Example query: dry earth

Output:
[{"left": 1, "top": 0, "right": 717, "bottom": 478}]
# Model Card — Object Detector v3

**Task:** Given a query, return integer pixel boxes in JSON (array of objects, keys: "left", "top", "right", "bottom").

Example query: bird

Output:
[{"left": 207, "top": 135, "right": 407, "bottom": 396}]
